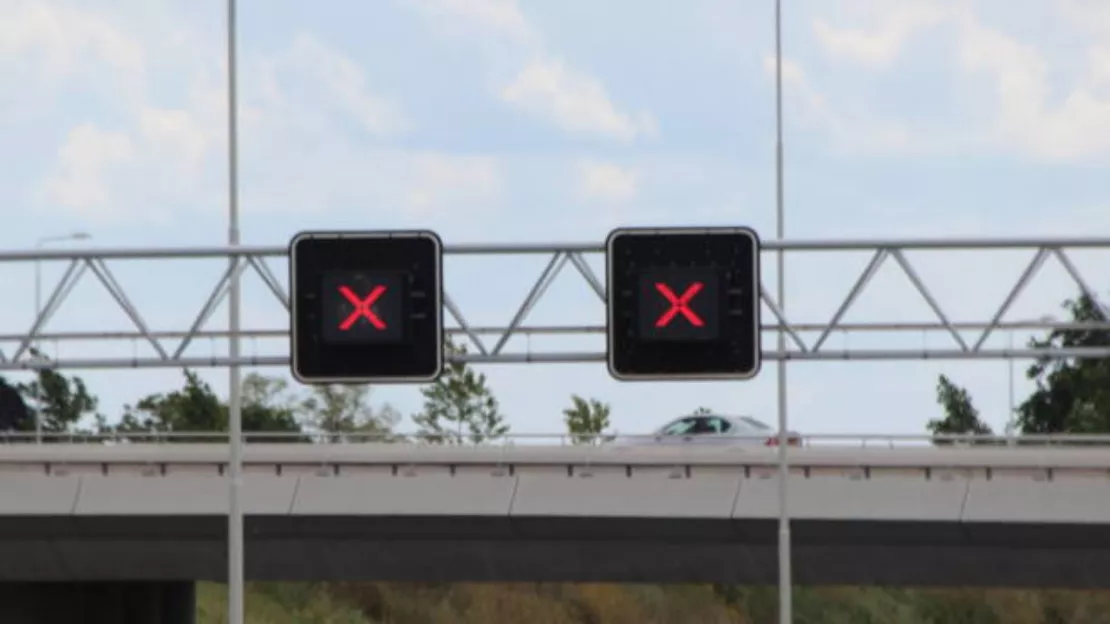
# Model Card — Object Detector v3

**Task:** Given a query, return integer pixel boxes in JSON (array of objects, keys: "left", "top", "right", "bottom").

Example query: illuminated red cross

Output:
[
  {"left": 337, "top": 284, "right": 387, "bottom": 330},
  {"left": 654, "top": 282, "right": 705, "bottom": 328}
]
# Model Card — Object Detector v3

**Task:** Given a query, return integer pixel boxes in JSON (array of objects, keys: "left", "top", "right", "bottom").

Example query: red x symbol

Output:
[
  {"left": 337, "top": 284, "right": 387, "bottom": 330},
  {"left": 654, "top": 282, "right": 705, "bottom": 328}
]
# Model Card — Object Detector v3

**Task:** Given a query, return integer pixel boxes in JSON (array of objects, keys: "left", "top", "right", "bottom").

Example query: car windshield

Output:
[
  {"left": 659, "top": 418, "right": 697, "bottom": 435},
  {"left": 737, "top": 416, "right": 771, "bottom": 430}
]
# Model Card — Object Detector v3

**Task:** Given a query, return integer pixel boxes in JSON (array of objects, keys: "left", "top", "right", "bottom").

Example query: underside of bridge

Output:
[
  {"left": 0, "top": 516, "right": 1108, "bottom": 588},
  {"left": 0, "top": 581, "right": 195, "bottom": 624}
]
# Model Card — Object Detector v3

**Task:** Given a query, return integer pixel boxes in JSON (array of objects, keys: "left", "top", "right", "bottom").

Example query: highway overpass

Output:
[{"left": 0, "top": 444, "right": 1108, "bottom": 591}]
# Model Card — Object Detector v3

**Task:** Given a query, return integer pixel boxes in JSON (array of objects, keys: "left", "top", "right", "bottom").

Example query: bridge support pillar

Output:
[{"left": 0, "top": 582, "right": 195, "bottom": 624}]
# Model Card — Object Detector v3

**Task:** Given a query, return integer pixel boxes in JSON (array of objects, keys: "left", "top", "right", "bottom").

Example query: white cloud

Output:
[
  {"left": 806, "top": 2, "right": 1110, "bottom": 161},
  {"left": 0, "top": 2, "right": 214, "bottom": 221},
  {"left": 238, "top": 142, "right": 504, "bottom": 220},
  {"left": 578, "top": 161, "right": 637, "bottom": 202},
  {"left": 15, "top": 5, "right": 466, "bottom": 224},
  {"left": 1059, "top": 0, "right": 1110, "bottom": 39},
  {"left": 402, "top": 153, "right": 502, "bottom": 213},
  {"left": 403, "top": 0, "right": 656, "bottom": 142},
  {"left": 9, "top": 1, "right": 222, "bottom": 223},
  {"left": 401, "top": 0, "right": 534, "bottom": 43},
  {"left": 0, "top": 1, "right": 146, "bottom": 87},
  {"left": 812, "top": 4, "right": 948, "bottom": 68},
  {"left": 761, "top": 55, "right": 916, "bottom": 154},
  {"left": 41, "top": 123, "right": 136, "bottom": 218},
  {"left": 38, "top": 97, "right": 222, "bottom": 223},
  {"left": 278, "top": 34, "right": 410, "bottom": 136},
  {"left": 953, "top": 15, "right": 1110, "bottom": 160},
  {"left": 242, "top": 36, "right": 502, "bottom": 218},
  {"left": 501, "top": 59, "right": 658, "bottom": 141}
]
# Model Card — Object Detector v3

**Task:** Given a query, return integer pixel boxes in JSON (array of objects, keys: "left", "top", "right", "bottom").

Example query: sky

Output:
[{"left": 1, "top": 0, "right": 1109, "bottom": 440}]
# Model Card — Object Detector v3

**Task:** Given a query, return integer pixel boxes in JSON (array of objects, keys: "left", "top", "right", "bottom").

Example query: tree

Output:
[
  {"left": 563, "top": 395, "right": 613, "bottom": 445},
  {"left": 692, "top": 406, "right": 713, "bottom": 415},
  {"left": 0, "top": 376, "right": 32, "bottom": 433},
  {"left": 239, "top": 373, "right": 306, "bottom": 442},
  {"left": 412, "top": 338, "right": 509, "bottom": 445},
  {"left": 14, "top": 352, "right": 101, "bottom": 439},
  {"left": 927, "top": 291, "right": 1110, "bottom": 447},
  {"left": 1015, "top": 293, "right": 1110, "bottom": 436},
  {"left": 105, "top": 370, "right": 304, "bottom": 443},
  {"left": 927, "top": 374, "right": 993, "bottom": 445},
  {"left": 108, "top": 370, "right": 224, "bottom": 441},
  {"left": 298, "top": 384, "right": 401, "bottom": 443}
]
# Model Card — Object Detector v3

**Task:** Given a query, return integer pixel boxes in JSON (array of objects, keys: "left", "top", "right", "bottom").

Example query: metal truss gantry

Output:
[{"left": 1, "top": 237, "right": 1109, "bottom": 371}]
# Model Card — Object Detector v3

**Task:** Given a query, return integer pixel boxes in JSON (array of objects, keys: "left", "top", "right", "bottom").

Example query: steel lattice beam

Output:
[{"left": 1, "top": 237, "right": 1108, "bottom": 371}]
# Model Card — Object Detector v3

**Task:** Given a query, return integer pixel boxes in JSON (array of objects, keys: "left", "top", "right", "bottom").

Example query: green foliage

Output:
[
  {"left": 117, "top": 369, "right": 224, "bottom": 433},
  {"left": 412, "top": 338, "right": 509, "bottom": 445},
  {"left": 195, "top": 583, "right": 1110, "bottom": 623},
  {"left": 0, "top": 377, "right": 26, "bottom": 430},
  {"left": 299, "top": 384, "right": 402, "bottom": 443},
  {"left": 693, "top": 406, "right": 714, "bottom": 415},
  {"left": 103, "top": 370, "right": 304, "bottom": 442},
  {"left": 85, "top": 371, "right": 405, "bottom": 445},
  {"left": 927, "top": 374, "right": 993, "bottom": 444},
  {"left": 928, "top": 291, "right": 1110, "bottom": 445},
  {"left": 563, "top": 394, "right": 613, "bottom": 445},
  {"left": 1016, "top": 294, "right": 1110, "bottom": 435},
  {"left": 240, "top": 373, "right": 303, "bottom": 438},
  {"left": 11, "top": 351, "right": 101, "bottom": 437},
  {"left": 196, "top": 582, "right": 369, "bottom": 623}
]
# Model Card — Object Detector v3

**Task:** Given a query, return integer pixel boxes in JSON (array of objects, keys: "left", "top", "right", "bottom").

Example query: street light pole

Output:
[
  {"left": 32, "top": 232, "right": 91, "bottom": 443},
  {"left": 772, "top": 0, "right": 793, "bottom": 622},
  {"left": 225, "top": 1, "right": 245, "bottom": 623}
]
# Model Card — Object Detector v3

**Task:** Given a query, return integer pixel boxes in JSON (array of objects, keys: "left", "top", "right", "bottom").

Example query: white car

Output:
[{"left": 612, "top": 413, "right": 801, "bottom": 447}]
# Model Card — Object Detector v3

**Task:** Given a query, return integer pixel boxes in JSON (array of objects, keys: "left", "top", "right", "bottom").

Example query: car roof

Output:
[{"left": 664, "top": 414, "right": 772, "bottom": 430}]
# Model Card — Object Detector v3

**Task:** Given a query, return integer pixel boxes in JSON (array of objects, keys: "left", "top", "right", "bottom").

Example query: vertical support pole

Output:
[
  {"left": 1008, "top": 331, "right": 1015, "bottom": 427},
  {"left": 30, "top": 233, "right": 91, "bottom": 442},
  {"left": 33, "top": 257, "right": 42, "bottom": 444},
  {"left": 225, "top": 1, "right": 245, "bottom": 623},
  {"left": 773, "top": 0, "right": 792, "bottom": 621}
]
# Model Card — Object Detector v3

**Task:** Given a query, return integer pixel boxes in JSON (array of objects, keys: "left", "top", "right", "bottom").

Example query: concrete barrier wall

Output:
[
  {"left": 0, "top": 466, "right": 1107, "bottom": 587},
  {"left": 2, "top": 471, "right": 1110, "bottom": 525}
]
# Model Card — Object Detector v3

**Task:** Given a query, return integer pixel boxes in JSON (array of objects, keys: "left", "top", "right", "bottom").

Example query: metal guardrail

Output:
[{"left": 3, "top": 431, "right": 1110, "bottom": 448}]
